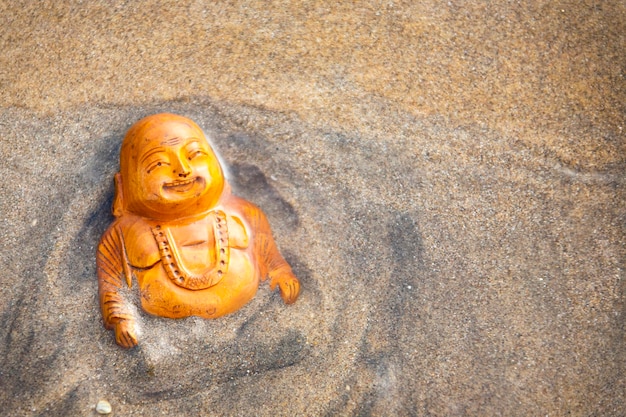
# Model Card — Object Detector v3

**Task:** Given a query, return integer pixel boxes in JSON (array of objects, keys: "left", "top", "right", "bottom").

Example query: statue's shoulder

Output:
[
  {"left": 222, "top": 194, "right": 265, "bottom": 225},
  {"left": 108, "top": 214, "right": 160, "bottom": 268}
]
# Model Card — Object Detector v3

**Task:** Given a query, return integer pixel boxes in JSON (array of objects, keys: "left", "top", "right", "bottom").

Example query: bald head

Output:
[{"left": 118, "top": 113, "right": 225, "bottom": 220}]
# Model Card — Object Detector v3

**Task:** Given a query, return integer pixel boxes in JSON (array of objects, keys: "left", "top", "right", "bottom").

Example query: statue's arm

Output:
[
  {"left": 96, "top": 226, "right": 138, "bottom": 348},
  {"left": 253, "top": 207, "right": 301, "bottom": 304}
]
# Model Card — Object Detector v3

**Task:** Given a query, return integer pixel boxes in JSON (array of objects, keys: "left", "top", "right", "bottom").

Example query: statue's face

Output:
[{"left": 121, "top": 116, "right": 224, "bottom": 220}]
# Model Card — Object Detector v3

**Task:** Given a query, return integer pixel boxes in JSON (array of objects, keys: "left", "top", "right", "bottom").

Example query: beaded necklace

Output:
[{"left": 151, "top": 210, "right": 229, "bottom": 290}]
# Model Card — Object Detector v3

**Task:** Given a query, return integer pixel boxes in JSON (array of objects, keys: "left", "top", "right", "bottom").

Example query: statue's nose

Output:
[{"left": 174, "top": 157, "right": 191, "bottom": 177}]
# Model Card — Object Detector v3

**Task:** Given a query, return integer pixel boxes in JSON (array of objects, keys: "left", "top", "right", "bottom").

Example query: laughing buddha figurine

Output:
[{"left": 97, "top": 113, "right": 300, "bottom": 348}]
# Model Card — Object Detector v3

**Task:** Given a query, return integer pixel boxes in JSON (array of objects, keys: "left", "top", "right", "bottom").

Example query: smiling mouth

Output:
[{"left": 163, "top": 177, "right": 197, "bottom": 193}]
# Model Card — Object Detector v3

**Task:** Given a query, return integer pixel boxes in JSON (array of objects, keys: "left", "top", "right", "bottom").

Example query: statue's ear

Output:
[{"left": 112, "top": 173, "right": 125, "bottom": 217}]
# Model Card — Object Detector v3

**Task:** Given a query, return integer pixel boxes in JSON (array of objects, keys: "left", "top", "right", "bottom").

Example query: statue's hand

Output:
[
  {"left": 114, "top": 319, "right": 138, "bottom": 348},
  {"left": 270, "top": 271, "right": 300, "bottom": 304}
]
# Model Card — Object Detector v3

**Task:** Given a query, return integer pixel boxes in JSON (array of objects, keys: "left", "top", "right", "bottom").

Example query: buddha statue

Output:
[{"left": 96, "top": 113, "right": 300, "bottom": 348}]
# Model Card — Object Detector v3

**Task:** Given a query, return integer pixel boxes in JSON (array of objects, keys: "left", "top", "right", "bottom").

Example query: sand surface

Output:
[{"left": 0, "top": 2, "right": 624, "bottom": 416}]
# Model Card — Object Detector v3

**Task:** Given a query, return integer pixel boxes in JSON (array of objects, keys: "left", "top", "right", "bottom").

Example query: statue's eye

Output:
[
  {"left": 188, "top": 149, "right": 208, "bottom": 160},
  {"left": 147, "top": 160, "right": 168, "bottom": 173}
]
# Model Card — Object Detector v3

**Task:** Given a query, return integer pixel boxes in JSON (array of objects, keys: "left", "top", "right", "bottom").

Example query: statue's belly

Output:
[{"left": 136, "top": 250, "right": 259, "bottom": 319}]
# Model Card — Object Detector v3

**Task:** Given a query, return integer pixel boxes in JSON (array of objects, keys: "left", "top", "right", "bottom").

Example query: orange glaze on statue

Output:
[{"left": 96, "top": 113, "right": 300, "bottom": 348}]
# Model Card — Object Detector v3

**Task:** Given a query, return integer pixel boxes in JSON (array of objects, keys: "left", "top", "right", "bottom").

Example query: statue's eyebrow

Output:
[
  {"left": 140, "top": 147, "right": 166, "bottom": 164},
  {"left": 184, "top": 138, "right": 203, "bottom": 148}
]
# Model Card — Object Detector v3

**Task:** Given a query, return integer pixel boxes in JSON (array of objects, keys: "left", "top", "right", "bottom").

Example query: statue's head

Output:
[{"left": 114, "top": 113, "right": 225, "bottom": 221}]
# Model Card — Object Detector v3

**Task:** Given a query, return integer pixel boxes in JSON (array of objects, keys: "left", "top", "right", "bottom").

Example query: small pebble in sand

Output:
[{"left": 96, "top": 400, "right": 112, "bottom": 414}]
